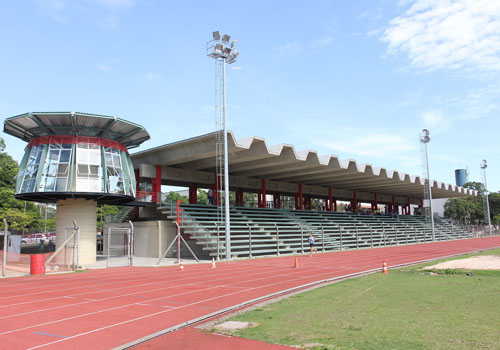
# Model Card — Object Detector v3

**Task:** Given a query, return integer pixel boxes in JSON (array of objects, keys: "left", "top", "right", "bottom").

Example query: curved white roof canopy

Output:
[{"left": 132, "top": 131, "right": 475, "bottom": 199}]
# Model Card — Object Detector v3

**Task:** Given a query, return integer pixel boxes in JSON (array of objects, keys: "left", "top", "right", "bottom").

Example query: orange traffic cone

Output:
[
  {"left": 179, "top": 259, "right": 184, "bottom": 271},
  {"left": 211, "top": 257, "right": 216, "bottom": 269},
  {"left": 294, "top": 256, "right": 299, "bottom": 268},
  {"left": 382, "top": 259, "right": 388, "bottom": 274}
]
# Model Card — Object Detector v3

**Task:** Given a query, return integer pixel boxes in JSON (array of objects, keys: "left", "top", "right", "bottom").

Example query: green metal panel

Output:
[
  {"left": 126, "top": 156, "right": 136, "bottom": 197},
  {"left": 68, "top": 144, "right": 76, "bottom": 192},
  {"left": 15, "top": 147, "right": 31, "bottom": 194},
  {"left": 34, "top": 144, "right": 48, "bottom": 192},
  {"left": 119, "top": 150, "right": 132, "bottom": 196},
  {"left": 101, "top": 146, "right": 108, "bottom": 193}
]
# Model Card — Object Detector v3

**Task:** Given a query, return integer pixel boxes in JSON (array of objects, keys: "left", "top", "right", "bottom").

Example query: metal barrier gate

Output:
[{"left": 106, "top": 221, "right": 134, "bottom": 268}]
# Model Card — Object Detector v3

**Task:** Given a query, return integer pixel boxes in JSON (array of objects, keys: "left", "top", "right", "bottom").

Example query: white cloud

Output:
[
  {"left": 314, "top": 132, "right": 417, "bottom": 159},
  {"left": 96, "top": 63, "right": 112, "bottom": 72},
  {"left": 420, "top": 110, "right": 451, "bottom": 133},
  {"left": 36, "top": 0, "right": 69, "bottom": 22},
  {"left": 92, "top": 0, "right": 136, "bottom": 8},
  {"left": 145, "top": 72, "right": 163, "bottom": 81},
  {"left": 274, "top": 42, "right": 302, "bottom": 59},
  {"left": 36, "top": 0, "right": 137, "bottom": 29},
  {"left": 310, "top": 36, "right": 335, "bottom": 49},
  {"left": 382, "top": 0, "right": 500, "bottom": 74}
]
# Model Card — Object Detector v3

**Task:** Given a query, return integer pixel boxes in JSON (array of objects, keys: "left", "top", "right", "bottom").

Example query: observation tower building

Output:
[{"left": 3, "top": 112, "right": 150, "bottom": 265}]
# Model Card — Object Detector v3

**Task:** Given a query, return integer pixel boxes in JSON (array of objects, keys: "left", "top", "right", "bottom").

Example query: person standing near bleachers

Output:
[
  {"left": 308, "top": 233, "right": 315, "bottom": 257},
  {"left": 208, "top": 188, "right": 213, "bottom": 205}
]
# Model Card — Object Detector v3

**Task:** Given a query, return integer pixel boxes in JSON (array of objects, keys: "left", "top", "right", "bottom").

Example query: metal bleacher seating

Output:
[{"left": 159, "top": 201, "right": 474, "bottom": 260}]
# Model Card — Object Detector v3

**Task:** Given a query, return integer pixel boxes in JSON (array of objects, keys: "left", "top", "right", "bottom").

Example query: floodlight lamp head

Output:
[
  {"left": 230, "top": 40, "right": 237, "bottom": 48},
  {"left": 481, "top": 159, "right": 487, "bottom": 169},
  {"left": 213, "top": 31, "right": 221, "bottom": 41},
  {"left": 223, "top": 47, "right": 232, "bottom": 57},
  {"left": 215, "top": 43, "right": 223, "bottom": 54},
  {"left": 222, "top": 34, "right": 230, "bottom": 44},
  {"left": 420, "top": 129, "right": 430, "bottom": 143}
]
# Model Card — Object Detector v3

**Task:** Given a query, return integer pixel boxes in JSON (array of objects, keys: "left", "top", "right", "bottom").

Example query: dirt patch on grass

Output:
[{"left": 424, "top": 255, "right": 500, "bottom": 270}]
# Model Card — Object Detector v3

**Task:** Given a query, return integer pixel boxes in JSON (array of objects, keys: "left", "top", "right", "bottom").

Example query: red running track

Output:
[{"left": 0, "top": 236, "right": 498, "bottom": 350}]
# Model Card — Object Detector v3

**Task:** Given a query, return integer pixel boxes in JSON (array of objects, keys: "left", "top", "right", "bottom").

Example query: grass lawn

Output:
[{"left": 215, "top": 248, "right": 500, "bottom": 350}]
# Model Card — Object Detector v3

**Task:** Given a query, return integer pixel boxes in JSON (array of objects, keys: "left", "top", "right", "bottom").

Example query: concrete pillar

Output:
[{"left": 56, "top": 198, "right": 97, "bottom": 266}]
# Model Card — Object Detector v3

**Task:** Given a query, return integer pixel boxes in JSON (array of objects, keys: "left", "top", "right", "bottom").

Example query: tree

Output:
[
  {"left": 166, "top": 191, "right": 188, "bottom": 203},
  {"left": 197, "top": 189, "right": 208, "bottom": 204},
  {"left": 0, "top": 137, "right": 5, "bottom": 152},
  {"left": 0, "top": 152, "right": 18, "bottom": 189},
  {"left": 463, "top": 181, "right": 486, "bottom": 194},
  {"left": 444, "top": 196, "right": 484, "bottom": 225}
]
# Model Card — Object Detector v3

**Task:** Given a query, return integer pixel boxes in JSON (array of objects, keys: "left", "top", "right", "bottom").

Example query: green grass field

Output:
[{"left": 214, "top": 248, "right": 500, "bottom": 350}]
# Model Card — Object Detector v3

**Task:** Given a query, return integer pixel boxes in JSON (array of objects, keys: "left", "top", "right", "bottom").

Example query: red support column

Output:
[
  {"left": 277, "top": 192, "right": 281, "bottom": 209},
  {"left": 373, "top": 193, "right": 378, "bottom": 211},
  {"left": 298, "top": 184, "right": 303, "bottom": 210},
  {"left": 215, "top": 174, "right": 221, "bottom": 205},
  {"left": 407, "top": 197, "right": 411, "bottom": 215},
  {"left": 235, "top": 188, "right": 243, "bottom": 207},
  {"left": 189, "top": 183, "right": 198, "bottom": 204},
  {"left": 134, "top": 169, "right": 140, "bottom": 199},
  {"left": 334, "top": 200, "right": 337, "bottom": 211},
  {"left": 152, "top": 165, "right": 162, "bottom": 203},
  {"left": 260, "top": 179, "right": 267, "bottom": 208},
  {"left": 352, "top": 191, "right": 357, "bottom": 211},
  {"left": 392, "top": 195, "right": 396, "bottom": 213},
  {"left": 328, "top": 187, "right": 333, "bottom": 211}
]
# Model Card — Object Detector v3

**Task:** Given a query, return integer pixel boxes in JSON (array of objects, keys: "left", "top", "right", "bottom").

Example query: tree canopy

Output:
[{"left": 444, "top": 182, "right": 499, "bottom": 226}]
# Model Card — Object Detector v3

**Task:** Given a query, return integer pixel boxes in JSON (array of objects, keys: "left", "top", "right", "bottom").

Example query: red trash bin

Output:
[{"left": 30, "top": 254, "right": 45, "bottom": 275}]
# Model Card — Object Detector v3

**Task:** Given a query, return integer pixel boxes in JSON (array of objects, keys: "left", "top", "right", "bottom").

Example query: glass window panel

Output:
[
  {"left": 76, "top": 178, "right": 88, "bottom": 192},
  {"left": 58, "top": 164, "right": 68, "bottom": 175},
  {"left": 60, "top": 150, "right": 71, "bottom": 163},
  {"left": 89, "top": 165, "right": 99, "bottom": 175},
  {"left": 44, "top": 177, "right": 56, "bottom": 191},
  {"left": 89, "top": 149, "right": 100, "bottom": 165},
  {"left": 105, "top": 153, "right": 113, "bottom": 166},
  {"left": 48, "top": 164, "right": 58, "bottom": 176},
  {"left": 78, "top": 164, "right": 89, "bottom": 175},
  {"left": 49, "top": 150, "right": 59, "bottom": 161},
  {"left": 62, "top": 144, "right": 72, "bottom": 149},
  {"left": 112, "top": 154, "right": 121, "bottom": 167},
  {"left": 89, "top": 178, "right": 101, "bottom": 192},
  {"left": 56, "top": 178, "right": 67, "bottom": 191}
]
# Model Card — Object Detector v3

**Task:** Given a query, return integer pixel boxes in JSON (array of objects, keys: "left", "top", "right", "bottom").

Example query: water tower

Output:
[
  {"left": 3, "top": 112, "right": 149, "bottom": 265},
  {"left": 454, "top": 168, "right": 468, "bottom": 187}
]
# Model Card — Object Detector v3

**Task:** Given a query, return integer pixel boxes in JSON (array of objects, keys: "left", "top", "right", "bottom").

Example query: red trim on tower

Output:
[{"left": 28, "top": 135, "right": 128, "bottom": 152}]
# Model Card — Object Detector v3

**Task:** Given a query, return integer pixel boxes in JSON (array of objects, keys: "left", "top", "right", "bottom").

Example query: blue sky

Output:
[{"left": 1, "top": 0, "right": 499, "bottom": 192}]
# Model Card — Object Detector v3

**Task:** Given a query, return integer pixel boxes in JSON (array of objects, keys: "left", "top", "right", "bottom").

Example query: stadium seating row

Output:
[{"left": 159, "top": 202, "right": 473, "bottom": 259}]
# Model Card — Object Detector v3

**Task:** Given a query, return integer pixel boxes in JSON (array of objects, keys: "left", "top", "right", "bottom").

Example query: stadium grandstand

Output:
[{"left": 107, "top": 130, "right": 477, "bottom": 261}]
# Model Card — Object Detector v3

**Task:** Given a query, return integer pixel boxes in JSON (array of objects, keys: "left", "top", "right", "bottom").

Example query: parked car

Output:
[
  {"left": 21, "top": 233, "right": 48, "bottom": 245},
  {"left": 47, "top": 232, "right": 56, "bottom": 242}
]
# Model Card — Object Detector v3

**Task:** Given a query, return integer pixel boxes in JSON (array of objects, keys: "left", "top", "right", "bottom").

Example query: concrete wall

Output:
[{"left": 56, "top": 198, "right": 97, "bottom": 266}]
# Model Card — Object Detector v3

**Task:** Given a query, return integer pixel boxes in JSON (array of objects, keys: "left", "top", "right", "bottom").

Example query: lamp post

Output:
[
  {"left": 420, "top": 129, "right": 435, "bottom": 241},
  {"left": 480, "top": 160, "right": 492, "bottom": 235},
  {"left": 207, "top": 31, "right": 239, "bottom": 260}
]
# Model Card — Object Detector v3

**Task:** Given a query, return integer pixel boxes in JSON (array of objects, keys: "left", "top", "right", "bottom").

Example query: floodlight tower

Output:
[
  {"left": 480, "top": 160, "right": 493, "bottom": 235},
  {"left": 207, "top": 31, "right": 239, "bottom": 260},
  {"left": 420, "top": 129, "right": 436, "bottom": 241}
]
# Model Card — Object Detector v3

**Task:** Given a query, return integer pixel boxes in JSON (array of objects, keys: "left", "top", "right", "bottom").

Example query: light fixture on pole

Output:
[
  {"left": 207, "top": 31, "right": 239, "bottom": 260},
  {"left": 480, "top": 160, "right": 492, "bottom": 235},
  {"left": 420, "top": 129, "right": 435, "bottom": 241}
]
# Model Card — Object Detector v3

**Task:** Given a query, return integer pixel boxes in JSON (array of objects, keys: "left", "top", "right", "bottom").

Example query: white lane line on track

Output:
[
  {"left": 0, "top": 263, "right": 279, "bottom": 307},
  {"left": 0, "top": 264, "right": 302, "bottom": 319},
  {"left": 0, "top": 262, "right": 329, "bottom": 325},
  {"left": 7, "top": 240, "right": 500, "bottom": 349}
]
